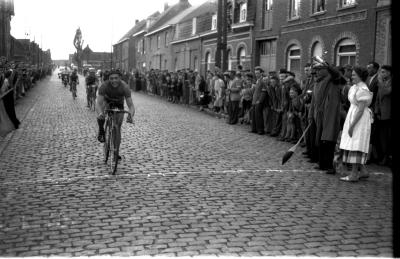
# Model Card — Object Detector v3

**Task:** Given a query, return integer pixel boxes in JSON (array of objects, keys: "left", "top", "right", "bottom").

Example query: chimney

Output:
[
  {"left": 164, "top": 2, "right": 169, "bottom": 11},
  {"left": 135, "top": 19, "right": 139, "bottom": 24}
]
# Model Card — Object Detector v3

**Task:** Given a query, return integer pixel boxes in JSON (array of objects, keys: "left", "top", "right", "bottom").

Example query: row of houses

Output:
[
  {"left": 0, "top": 0, "right": 52, "bottom": 68},
  {"left": 113, "top": 0, "right": 391, "bottom": 79}
]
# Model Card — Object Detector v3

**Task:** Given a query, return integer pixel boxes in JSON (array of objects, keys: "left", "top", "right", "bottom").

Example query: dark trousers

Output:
[
  {"left": 228, "top": 100, "right": 240, "bottom": 124},
  {"left": 319, "top": 140, "right": 336, "bottom": 170},
  {"left": 306, "top": 119, "right": 318, "bottom": 161},
  {"left": 251, "top": 104, "right": 264, "bottom": 133},
  {"left": 376, "top": 119, "right": 392, "bottom": 161},
  {"left": 271, "top": 111, "right": 282, "bottom": 135},
  {"left": 3, "top": 90, "right": 20, "bottom": 129}
]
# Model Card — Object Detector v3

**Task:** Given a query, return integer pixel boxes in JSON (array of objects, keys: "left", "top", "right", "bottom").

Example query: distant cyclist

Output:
[
  {"left": 69, "top": 69, "right": 79, "bottom": 97},
  {"left": 96, "top": 69, "right": 135, "bottom": 156},
  {"left": 85, "top": 68, "right": 99, "bottom": 107}
]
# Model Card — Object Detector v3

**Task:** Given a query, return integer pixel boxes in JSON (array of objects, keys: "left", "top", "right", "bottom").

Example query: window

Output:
[
  {"left": 287, "top": 45, "right": 301, "bottom": 77},
  {"left": 289, "top": 0, "right": 300, "bottom": 19},
  {"left": 240, "top": 3, "right": 247, "bottom": 22},
  {"left": 157, "top": 35, "right": 161, "bottom": 49},
  {"left": 165, "top": 32, "right": 169, "bottom": 47},
  {"left": 312, "top": 0, "right": 325, "bottom": 13},
  {"left": 212, "top": 14, "right": 217, "bottom": 30},
  {"left": 227, "top": 49, "right": 232, "bottom": 70},
  {"left": 311, "top": 41, "right": 323, "bottom": 59},
  {"left": 238, "top": 47, "right": 246, "bottom": 66},
  {"left": 192, "top": 17, "right": 197, "bottom": 35},
  {"left": 340, "top": 0, "right": 356, "bottom": 8},
  {"left": 193, "top": 56, "right": 198, "bottom": 71},
  {"left": 266, "top": 0, "right": 273, "bottom": 10},
  {"left": 149, "top": 37, "right": 152, "bottom": 51},
  {"left": 142, "top": 38, "right": 145, "bottom": 54},
  {"left": 259, "top": 39, "right": 277, "bottom": 72},
  {"left": 264, "top": 0, "right": 273, "bottom": 30},
  {"left": 205, "top": 52, "right": 211, "bottom": 72},
  {"left": 336, "top": 38, "right": 356, "bottom": 66}
]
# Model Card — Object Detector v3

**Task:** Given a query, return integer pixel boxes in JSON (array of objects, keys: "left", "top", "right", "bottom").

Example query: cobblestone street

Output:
[{"left": 0, "top": 73, "right": 393, "bottom": 256}]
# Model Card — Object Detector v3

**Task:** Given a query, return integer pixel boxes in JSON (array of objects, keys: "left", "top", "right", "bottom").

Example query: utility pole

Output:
[{"left": 215, "top": 0, "right": 228, "bottom": 72}]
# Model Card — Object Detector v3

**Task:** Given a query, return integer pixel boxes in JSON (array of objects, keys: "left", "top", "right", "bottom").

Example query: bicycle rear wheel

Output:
[
  {"left": 109, "top": 127, "right": 118, "bottom": 175},
  {"left": 103, "top": 121, "right": 111, "bottom": 164}
]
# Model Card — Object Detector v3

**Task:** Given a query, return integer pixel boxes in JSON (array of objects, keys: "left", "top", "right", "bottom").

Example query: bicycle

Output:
[
  {"left": 88, "top": 85, "right": 97, "bottom": 111},
  {"left": 103, "top": 108, "right": 132, "bottom": 175}
]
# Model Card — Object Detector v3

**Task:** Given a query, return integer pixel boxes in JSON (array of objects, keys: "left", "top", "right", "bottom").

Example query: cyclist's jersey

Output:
[
  {"left": 98, "top": 80, "right": 131, "bottom": 109},
  {"left": 85, "top": 75, "right": 98, "bottom": 86},
  {"left": 70, "top": 74, "right": 78, "bottom": 82}
]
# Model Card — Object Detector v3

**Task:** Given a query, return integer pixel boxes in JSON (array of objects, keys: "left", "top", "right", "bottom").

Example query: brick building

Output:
[
  {"left": 144, "top": 0, "right": 191, "bottom": 71},
  {"left": 114, "top": 0, "right": 391, "bottom": 77},
  {"left": 170, "top": 0, "right": 217, "bottom": 74},
  {"left": 201, "top": 0, "right": 257, "bottom": 73},
  {"left": 0, "top": 0, "right": 14, "bottom": 60},
  {"left": 254, "top": 0, "right": 388, "bottom": 79},
  {"left": 82, "top": 45, "right": 112, "bottom": 70}
]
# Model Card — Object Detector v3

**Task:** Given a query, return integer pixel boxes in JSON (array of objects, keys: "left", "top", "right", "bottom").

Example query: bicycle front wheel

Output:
[
  {"left": 104, "top": 121, "right": 111, "bottom": 164},
  {"left": 109, "top": 126, "right": 118, "bottom": 175}
]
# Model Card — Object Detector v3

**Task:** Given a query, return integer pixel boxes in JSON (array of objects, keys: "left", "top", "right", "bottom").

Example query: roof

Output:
[
  {"left": 146, "top": 0, "right": 191, "bottom": 35},
  {"left": 179, "top": 0, "right": 217, "bottom": 23},
  {"left": 146, "top": 5, "right": 199, "bottom": 36},
  {"left": 116, "top": 19, "right": 146, "bottom": 44}
]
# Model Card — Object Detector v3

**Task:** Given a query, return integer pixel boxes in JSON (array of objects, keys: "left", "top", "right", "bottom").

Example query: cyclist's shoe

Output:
[{"left": 97, "top": 132, "right": 105, "bottom": 143}]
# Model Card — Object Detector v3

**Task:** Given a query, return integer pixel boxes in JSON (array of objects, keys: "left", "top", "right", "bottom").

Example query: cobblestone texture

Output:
[{"left": 0, "top": 73, "right": 393, "bottom": 256}]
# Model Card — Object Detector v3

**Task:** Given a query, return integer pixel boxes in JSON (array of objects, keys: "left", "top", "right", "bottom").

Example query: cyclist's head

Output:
[
  {"left": 109, "top": 69, "right": 122, "bottom": 86},
  {"left": 89, "top": 68, "right": 95, "bottom": 74}
]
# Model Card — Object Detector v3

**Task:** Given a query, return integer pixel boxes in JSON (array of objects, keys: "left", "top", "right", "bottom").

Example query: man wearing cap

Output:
[
  {"left": 96, "top": 69, "right": 135, "bottom": 155},
  {"left": 308, "top": 61, "right": 342, "bottom": 172},
  {"left": 250, "top": 66, "right": 267, "bottom": 134}
]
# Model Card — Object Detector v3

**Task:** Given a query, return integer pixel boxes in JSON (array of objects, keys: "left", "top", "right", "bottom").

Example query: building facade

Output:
[
  {"left": 0, "top": 0, "right": 14, "bottom": 60},
  {"left": 114, "top": 0, "right": 391, "bottom": 77}
]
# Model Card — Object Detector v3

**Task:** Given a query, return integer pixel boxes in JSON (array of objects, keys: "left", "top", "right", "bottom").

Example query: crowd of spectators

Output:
[
  {"left": 124, "top": 60, "right": 391, "bottom": 181},
  {"left": 0, "top": 59, "right": 53, "bottom": 137}
]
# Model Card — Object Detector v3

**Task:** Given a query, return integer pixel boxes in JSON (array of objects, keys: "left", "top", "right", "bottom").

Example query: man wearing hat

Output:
[
  {"left": 250, "top": 66, "right": 267, "bottom": 134},
  {"left": 308, "top": 61, "right": 343, "bottom": 173}
]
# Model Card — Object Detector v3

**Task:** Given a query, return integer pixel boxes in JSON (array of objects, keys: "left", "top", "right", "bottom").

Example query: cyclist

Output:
[
  {"left": 70, "top": 69, "right": 79, "bottom": 96},
  {"left": 85, "top": 68, "right": 99, "bottom": 108},
  {"left": 96, "top": 69, "right": 135, "bottom": 156}
]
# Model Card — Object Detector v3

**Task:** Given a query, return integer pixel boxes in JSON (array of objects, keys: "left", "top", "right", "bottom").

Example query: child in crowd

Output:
[
  {"left": 239, "top": 73, "right": 255, "bottom": 124},
  {"left": 285, "top": 85, "right": 303, "bottom": 143}
]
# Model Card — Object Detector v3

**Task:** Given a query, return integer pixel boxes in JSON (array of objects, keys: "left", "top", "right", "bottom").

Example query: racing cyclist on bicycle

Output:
[
  {"left": 86, "top": 68, "right": 99, "bottom": 107},
  {"left": 70, "top": 69, "right": 79, "bottom": 96},
  {"left": 96, "top": 69, "right": 135, "bottom": 156}
]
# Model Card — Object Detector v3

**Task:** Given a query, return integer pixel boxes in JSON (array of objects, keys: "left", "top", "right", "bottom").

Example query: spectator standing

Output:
[
  {"left": 227, "top": 72, "right": 243, "bottom": 124},
  {"left": 310, "top": 62, "right": 343, "bottom": 172},
  {"left": 213, "top": 73, "right": 225, "bottom": 113},
  {"left": 301, "top": 64, "right": 316, "bottom": 159},
  {"left": 366, "top": 61, "right": 380, "bottom": 163},
  {"left": 374, "top": 65, "right": 392, "bottom": 166},
  {"left": 239, "top": 72, "right": 254, "bottom": 124},
  {"left": 339, "top": 67, "right": 373, "bottom": 182},
  {"left": 249, "top": 67, "right": 267, "bottom": 135}
]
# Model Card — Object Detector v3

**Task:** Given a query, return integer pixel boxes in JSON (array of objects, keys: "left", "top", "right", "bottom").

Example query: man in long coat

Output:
[
  {"left": 309, "top": 63, "right": 342, "bottom": 172},
  {"left": 250, "top": 67, "right": 267, "bottom": 134}
]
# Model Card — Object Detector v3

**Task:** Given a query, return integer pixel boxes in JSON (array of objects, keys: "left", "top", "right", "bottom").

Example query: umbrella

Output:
[{"left": 281, "top": 124, "right": 312, "bottom": 165}]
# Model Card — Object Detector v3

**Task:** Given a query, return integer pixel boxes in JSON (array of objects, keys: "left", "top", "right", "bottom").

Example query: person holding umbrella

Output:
[{"left": 339, "top": 67, "right": 373, "bottom": 182}]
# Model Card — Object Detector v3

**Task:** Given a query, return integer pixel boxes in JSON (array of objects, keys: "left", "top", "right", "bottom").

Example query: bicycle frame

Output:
[{"left": 103, "top": 108, "right": 131, "bottom": 175}]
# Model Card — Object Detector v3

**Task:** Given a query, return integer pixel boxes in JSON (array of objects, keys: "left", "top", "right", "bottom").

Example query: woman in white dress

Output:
[{"left": 339, "top": 67, "right": 373, "bottom": 182}]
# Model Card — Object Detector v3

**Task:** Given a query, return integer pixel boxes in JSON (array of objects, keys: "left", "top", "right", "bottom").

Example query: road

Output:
[{"left": 0, "top": 72, "right": 393, "bottom": 256}]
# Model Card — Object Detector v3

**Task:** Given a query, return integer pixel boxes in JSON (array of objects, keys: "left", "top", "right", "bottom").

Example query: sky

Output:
[{"left": 10, "top": 0, "right": 209, "bottom": 60}]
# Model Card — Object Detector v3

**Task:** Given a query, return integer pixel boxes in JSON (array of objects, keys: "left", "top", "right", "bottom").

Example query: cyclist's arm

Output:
[
  {"left": 96, "top": 94, "right": 106, "bottom": 116},
  {"left": 126, "top": 97, "right": 135, "bottom": 118}
]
